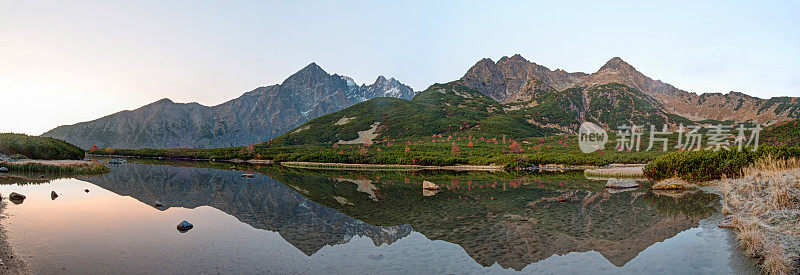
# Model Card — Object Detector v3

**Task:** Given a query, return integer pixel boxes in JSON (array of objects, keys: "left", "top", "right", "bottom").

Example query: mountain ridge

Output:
[
  {"left": 42, "top": 63, "right": 416, "bottom": 149},
  {"left": 460, "top": 54, "right": 799, "bottom": 124}
]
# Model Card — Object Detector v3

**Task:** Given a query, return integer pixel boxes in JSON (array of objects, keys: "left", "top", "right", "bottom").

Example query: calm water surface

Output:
[{"left": 0, "top": 162, "right": 758, "bottom": 274}]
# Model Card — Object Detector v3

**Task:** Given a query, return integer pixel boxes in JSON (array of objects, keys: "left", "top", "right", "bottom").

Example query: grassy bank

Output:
[
  {"left": 643, "top": 146, "right": 800, "bottom": 182},
  {"left": 0, "top": 160, "right": 109, "bottom": 174},
  {"left": 0, "top": 133, "right": 85, "bottom": 160},
  {"left": 718, "top": 157, "right": 800, "bottom": 274}
]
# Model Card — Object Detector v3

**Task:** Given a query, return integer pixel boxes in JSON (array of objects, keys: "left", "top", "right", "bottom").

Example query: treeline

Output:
[{"left": 0, "top": 133, "right": 85, "bottom": 160}]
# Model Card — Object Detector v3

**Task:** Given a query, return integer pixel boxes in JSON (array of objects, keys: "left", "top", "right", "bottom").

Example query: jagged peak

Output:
[{"left": 374, "top": 75, "right": 397, "bottom": 83}]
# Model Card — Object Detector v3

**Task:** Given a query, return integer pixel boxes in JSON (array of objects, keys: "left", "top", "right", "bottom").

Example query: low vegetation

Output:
[
  {"left": 719, "top": 156, "right": 800, "bottom": 274},
  {"left": 643, "top": 146, "right": 800, "bottom": 182},
  {"left": 0, "top": 160, "right": 109, "bottom": 174},
  {"left": 762, "top": 119, "right": 800, "bottom": 147},
  {"left": 0, "top": 133, "right": 85, "bottom": 160}
]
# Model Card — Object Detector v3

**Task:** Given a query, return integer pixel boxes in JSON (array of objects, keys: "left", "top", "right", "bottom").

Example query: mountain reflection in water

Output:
[
  {"left": 78, "top": 165, "right": 412, "bottom": 255},
  {"left": 78, "top": 163, "right": 719, "bottom": 271}
]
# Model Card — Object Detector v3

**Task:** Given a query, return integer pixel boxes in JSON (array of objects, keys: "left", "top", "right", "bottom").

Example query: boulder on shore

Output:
[
  {"left": 0, "top": 167, "right": 8, "bottom": 173},
  {"left": 9, "top": 192, "right": 25, "bottom": 200},
  {"left": 422, "top": 180, "right": 440, "bottom": 190},
  {"left": 177, "top": 221, "right": 194, "bottom": 232},
  {"left": 154, "top": 200, "right": 163, "bottom": 207},
  {"left": 604, "top": 179, "right": 639, "bottom": 189},
  {"left": 652, "top": 178, "right": 697, "bottom": 190}
]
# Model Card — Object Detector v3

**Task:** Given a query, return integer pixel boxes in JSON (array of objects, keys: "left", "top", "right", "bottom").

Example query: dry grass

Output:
[{"left": 719, "top": 156, "right": 800, "bottom": 274}]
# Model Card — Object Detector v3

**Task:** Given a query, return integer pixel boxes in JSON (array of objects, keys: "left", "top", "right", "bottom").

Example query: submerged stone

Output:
[
  {"left": 604, "top": 179, "right": 639, "bottom": 189},
  {"left": 108, "top": 158, "right": 127, "bottom": 164}
]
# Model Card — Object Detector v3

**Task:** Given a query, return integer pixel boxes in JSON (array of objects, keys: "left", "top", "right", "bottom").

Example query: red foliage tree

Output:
[
  {"left": 509, "top": 140, "right": 523, "bottom": 153},
  {"left": 451, "top": 142, "right": 461, "bottom": 156}
]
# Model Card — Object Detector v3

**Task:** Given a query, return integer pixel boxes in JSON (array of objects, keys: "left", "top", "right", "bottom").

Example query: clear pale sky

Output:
[{"left": 1, "top": 0, "right": 799, "bottom": 135}]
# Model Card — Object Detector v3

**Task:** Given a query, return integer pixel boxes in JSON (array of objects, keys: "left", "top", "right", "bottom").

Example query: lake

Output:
[{"left": 0, "top": 161, "right": 758, "bottom": 274}]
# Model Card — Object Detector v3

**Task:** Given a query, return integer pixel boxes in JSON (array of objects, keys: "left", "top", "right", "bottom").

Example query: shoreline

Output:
[
  {"left": 0, "top": 199, "right": 27, "bottom": 274},
  {"left": 280, "top": 161, "right": 504, "bottom": 171}
]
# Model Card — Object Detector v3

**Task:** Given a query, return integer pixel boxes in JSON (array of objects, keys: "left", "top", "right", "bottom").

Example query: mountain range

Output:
[
  {"left": 42, "top": 63, "right": 415, "bottom": 149},
  {"left": 43, "top": 55, "right": 799, "bottom": 149},
  {"left": 460, "top": 55, "right": 800, "bottom": 123},
  {"left": 271, "top": 55, "right": 799, "bottom": 145}
]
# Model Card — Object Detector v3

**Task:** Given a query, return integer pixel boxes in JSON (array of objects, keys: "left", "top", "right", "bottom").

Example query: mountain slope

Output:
[
  {"left": 271, "top": 82, "right": 557, "bottom": 145},
  {"left": 42, "top": 63, "right": 415, "bottom": 149}
]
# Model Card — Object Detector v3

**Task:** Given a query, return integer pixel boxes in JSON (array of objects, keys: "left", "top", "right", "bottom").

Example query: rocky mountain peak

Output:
[
  {"left": 598, "top": 57, "right": 636, "bottom": 73},
  {"left": 282, "top": 62, "right": 330, "bottom": 86},
  {"left": 155, "top": 98, "right": 174, "bottom": 104},
  {"left": 373, "top": 75, "right": 399, "bottom": 86},
  {"left": 509, "top": 53, "right": 529, "bottom": 62}
]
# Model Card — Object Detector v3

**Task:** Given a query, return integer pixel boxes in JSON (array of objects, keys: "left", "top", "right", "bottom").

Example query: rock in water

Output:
[
  {"left": 51, "top": 191, "right": 58, "bottom": 199},
  {"left": 241, "top": 173, "right": 254, "bottom": 178},
  {"left": 0, "top": 167, "right": 8, "bottom": 173},
  {"left": 84, "top": 189, "right": 90, "bottom": 193},
  {"left": 154, "top": 200, "right": 163, "bottom": 207},
  {"left": 9, "top": 192, "right": 26, "bottom": 200},
  {"left": 108, "top": 158, "right": 127, "bottom": 164},
  {"left": 604, "top": 179, "right": 639, "bottom": 189},
  {"left": 422, "top": 180, "right": 440, "bottom": 190},
  {"left": 177, "top": 221, "right": 194, "bottom": 232}
]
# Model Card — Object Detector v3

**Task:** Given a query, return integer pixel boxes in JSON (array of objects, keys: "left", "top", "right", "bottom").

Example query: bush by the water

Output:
[
  {"left": 643, "top": 146, "right": 800, "bottom": 182},
  {"left": 0, "top": 161, "right": 109, "bottom": 174},
  {"left": 0, "top": 133, "right": 85, "bottom": 160}
]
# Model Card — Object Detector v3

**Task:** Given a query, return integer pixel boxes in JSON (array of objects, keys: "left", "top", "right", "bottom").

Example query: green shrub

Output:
[
  {"left": 0, "top": 133, "right": 84, "bottom": 160},
  {"left": 643, "top": 146, "right": 800, "bottom": 182}
]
